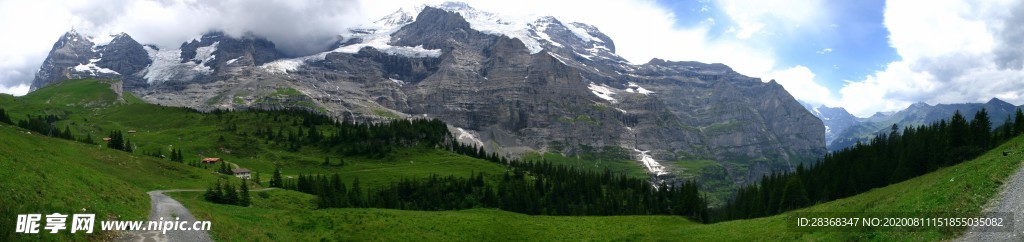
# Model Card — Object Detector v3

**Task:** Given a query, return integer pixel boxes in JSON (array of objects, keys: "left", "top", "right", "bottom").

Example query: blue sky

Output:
[
  {"left": 657, "top": 0, "right": 899, "bottom": 98},
  {"left": 0, "top": 0, "right": 1021, "bottom": 117},
  {"left": 645, "top": 0, "right": 1024, "bottom": 117}
]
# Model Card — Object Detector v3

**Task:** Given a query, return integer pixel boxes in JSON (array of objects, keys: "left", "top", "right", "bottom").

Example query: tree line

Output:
[
  {"left": 0, "top": 107, "right": 12, "bottom": 125},
  {"left": 105, "top": 130, "right": 133, "bottom": 153},
  {"left": 225, "top": 109, "right": 451, "bottom": 157},
  {"left": 13, "top": 114, "right": 76, "bottom": 141},
  {"left": 712, "top": 108, "right": 1021, "bottom": 222},
  {"left": 271, "top": 140, "right": 710, "bottom": 221},
  {"left": 204, "top": 179, "right": 251, "bottom": 207},
  {"left": 242, "top": 108, "right": 708, "bottom": 220}
]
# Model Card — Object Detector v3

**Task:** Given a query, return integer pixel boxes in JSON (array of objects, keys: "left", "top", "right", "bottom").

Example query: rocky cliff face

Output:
[
  {"left": 801, "top": 102, "right": 860, "bottom": 150},
  {"left": 96, "top": 33, "right": 152, "bottom": 87},
  {"left": 30, "top": 3, "right": 825, "bottom": 189},
  {"left": 31, "top": 30, "right": 151, "bottom": 90},
  {"left": 32, "top": 30, "right": 99, "bottom": 91}
]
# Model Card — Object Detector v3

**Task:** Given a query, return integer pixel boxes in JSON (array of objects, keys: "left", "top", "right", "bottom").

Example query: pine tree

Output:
[
  {"left": 970, "top": 108, "right": 991, "bottom": 148},
  {"left": 107, "top": 131, "right": 124, "bottom": 150},
  {"left": 949, "top": 111, "right": 969, "bottom": 148},
  {"left": 350, "top": 177, "right": 362, "bottom": 207},
  {"left": 83, "top": 133, "right": 94, "bottom": 144},
  {"left": 270, "top": 165, "right": 283, "bottom": 188},
  {"left": 239, "top": 180, "right": 251, "bottom": 206},
  {"left": 1002, "top": 115, "right": 1013, "bottom": 142},
  {"left": 124, "top": 138, "right": 134, "bottom": 153},
  {"left": 204, "top": 183, "right": 219, "bottom": 203},
  {"left": 0, "top": 107, "right": 11, "bottom": 125},
  {"left": 62, "top": 126, "right": 73, "bottom": 140},
  {"left": 1016, "top": 108, "right": 1024, "bottom": 136},
  {"left": 224, "top": 180, "right": 239, "bottom": 205},
  {"left": 220, "top": 161, "right": 231, "bottom": 175}
]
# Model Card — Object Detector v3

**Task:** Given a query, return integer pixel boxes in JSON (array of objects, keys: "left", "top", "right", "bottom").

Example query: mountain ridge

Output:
[
  {"left": 28, "top": 2, "right": 824, "bottom": 190},
  {"left": 803, "top": 98, "right": 1022, "bottom": 151}
]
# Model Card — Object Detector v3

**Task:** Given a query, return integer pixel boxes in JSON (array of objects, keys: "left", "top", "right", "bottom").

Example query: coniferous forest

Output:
[
  {"left": 712, "top": 108, "right": 1023, "bottom": 222},
  {"left": 213, "top": 107, "right": 1023, "bottom": 224},
  {"left": 6, "top": 102, "right": 1019, "bottom": 225},
  {"left": 276, "top": 161, "right": 707, "bottom": 220},
  {"left": 254, "top": 109, "right": 709, "bottom": 221},
  {"left": 235, "top": 109, "right": 451, "bottom": 156}
]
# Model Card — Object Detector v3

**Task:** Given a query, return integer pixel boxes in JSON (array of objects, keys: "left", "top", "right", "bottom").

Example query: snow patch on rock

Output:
[
  {"left": 193, "top": 42, "right": 218, "bottom": 63},
  {"left": 635, "top": 149, "right": 668, "bottom": 176},
  {"left": 336, "top": 7, "right": 443, "bottom": 58},
  {"left": 389, "top": 78, "right": 406, "bottom": 86},
  {"left": 73, "top": 58, "right": 119, "bottom": 75},
  {"left": 588, "top": 82, "right": 617, "bottom": 103},
  {"left": 455, "top": 127, "right": 485, "bottom": 147},
  {"left": 565, "top": 23, "right": 604, "bottom": 43},
  {"left": 143, "top": 46, "right": 213, "bottom": 83},
  {"left": 626, "top": 82, "right": 653, "bottom": 95},
  {"left": 261, "top": 58, "right": 307, "bottom": 74}
]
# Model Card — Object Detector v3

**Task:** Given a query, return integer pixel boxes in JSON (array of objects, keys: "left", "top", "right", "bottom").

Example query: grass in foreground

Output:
[
  {"left": 0, "top": 124, "right": 222, "bottom": 241},
  {"left": 173, "top": 134, "right": 1024, "bottom": 241}
]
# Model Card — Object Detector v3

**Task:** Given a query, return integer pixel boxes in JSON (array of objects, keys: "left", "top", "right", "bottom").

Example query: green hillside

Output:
[
  {"left": 1, "top": 79, "right": 1020, "bottom": 241},
  {"left": 0, "top": 79, "right": 510, "bottom": 190},
  {"left": 169, "top": 128, "right": 1024, "bottom": 241},
  {"left": 0, "top": 123, "right": 221, "bottom": 241},
  {"left": 0, "top": 79, "right": 511, "bottom": 240}
]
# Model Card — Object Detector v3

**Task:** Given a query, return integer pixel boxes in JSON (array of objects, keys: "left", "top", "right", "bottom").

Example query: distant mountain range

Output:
[
  {"left": 803, "top": 98, "right": 1020, "bottom": 151},
  {"left": 29, "top": 2, "right": 824, "bottom": 188}
]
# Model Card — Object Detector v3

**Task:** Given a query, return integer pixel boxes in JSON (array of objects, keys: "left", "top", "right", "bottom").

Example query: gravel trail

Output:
[
  {"left": 957, "top": 162, "right": 1024, "bottom": 241},
  {"left": 117, "top": 189, "right": 212, "bottom": 242}
]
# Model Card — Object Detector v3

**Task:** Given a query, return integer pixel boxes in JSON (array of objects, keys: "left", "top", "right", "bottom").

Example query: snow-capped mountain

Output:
[
  {"left": 800, "top": 102, "right": 860, "bottom": 149},
  {"left": 31, "top": 30, "right": 151, "bottom": 90},
  {"left": 30, "top": 2, "right": 825, "bottom": 189}
]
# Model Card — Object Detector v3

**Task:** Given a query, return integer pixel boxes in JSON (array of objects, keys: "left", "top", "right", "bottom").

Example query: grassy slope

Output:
[
  {"left": 0, "top": 124, "right": 221, "bottom": 241},
  {"left": 0, "top": 79, "right": 510, "bottom": 190},
  {"left": 170, "top": 123, "right": 1024, "bottom": 241},
  {"left": 4, "top": 79, "right": 1020, "bottom": 241}
]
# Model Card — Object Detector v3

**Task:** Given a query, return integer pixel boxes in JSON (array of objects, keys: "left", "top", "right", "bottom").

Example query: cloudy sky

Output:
[{"left": 0, "top": 0, "right": 1021, "bottom": 117}]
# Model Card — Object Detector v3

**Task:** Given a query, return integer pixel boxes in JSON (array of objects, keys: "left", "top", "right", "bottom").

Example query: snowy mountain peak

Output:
[
  {"left": 58, "top": 30, "right": 94, "bottom": 47},
  {"left": 63, "top": 29, "right": 86, "bottom": 40},
  {"left": 566, "top": 22, "right": 606, "bottom": 44},
  {"left": 374, "top": 8, "right": 420, "bottom": 27},
  {"left": 437, "top": 1, "right": 473, "bottom": 11},
  {"left": 104, "top": 32, "right": 132, "bottom": 46}
]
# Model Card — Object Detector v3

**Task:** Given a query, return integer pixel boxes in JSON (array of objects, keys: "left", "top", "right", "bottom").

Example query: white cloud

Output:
[
  {"left": 838, "top": 61, "right": 940, "bottom": 117},
  {"left": 767, "top": 65, "right": 836, "bottom": 107},
  {"left": 0, "top": 84, "right": 30, "bottom": 96},
  {"left": 0, "top": 0, "right": 75, "bottom": 96},
  {"left": 816, "top": 48, "right": 832, "bottom": 54},
  {"left": 717, "top": 0, "right": 826, "bottom": 39},
  {"left": 837, "top": 0, "right": 1024, "bottom": 117}
]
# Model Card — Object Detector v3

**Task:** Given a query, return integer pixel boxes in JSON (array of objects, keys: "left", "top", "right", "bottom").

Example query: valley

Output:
[
  {"left": 1, "top": 78, "right": 1020, "bottom": 241},
  {"left": 3, "top": 1, "right": 1022, "bottom": 241}
]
